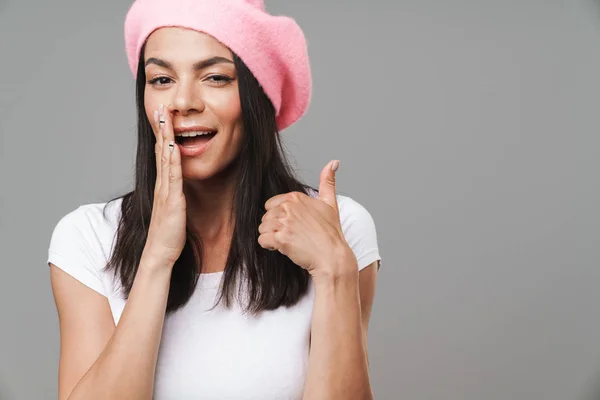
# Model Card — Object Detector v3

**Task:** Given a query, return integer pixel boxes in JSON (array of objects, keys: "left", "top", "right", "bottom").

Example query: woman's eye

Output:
[
  {"left": 206, "top": 75, "right": 232, "bottom": 84},
  {"left": 147, "top": 75, "right": 231, "bottom": 87},
  {"left": 148, "top": 77, "right": 172, "bottom": 86}
]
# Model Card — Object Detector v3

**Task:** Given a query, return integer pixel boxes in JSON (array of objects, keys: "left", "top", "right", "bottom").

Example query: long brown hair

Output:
[{"left": 103, "top": 42, "right": 313, "bottom": 314}]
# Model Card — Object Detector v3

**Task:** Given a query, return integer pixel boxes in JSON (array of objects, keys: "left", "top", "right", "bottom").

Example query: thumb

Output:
[{"left": 318, "top": 160, "right": 339, "bottom": 210}]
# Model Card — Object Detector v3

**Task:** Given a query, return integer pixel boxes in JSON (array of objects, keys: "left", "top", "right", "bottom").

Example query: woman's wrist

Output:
[
  {"left": 311, "top": 245, "right": 359, "bottom": 286},
  {"left": 139, "top": 248, "right": 176, "bottom": 275}
]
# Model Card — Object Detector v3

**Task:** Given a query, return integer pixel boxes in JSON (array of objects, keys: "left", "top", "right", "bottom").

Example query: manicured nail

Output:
[
  {"left": 332, "top": 160, "right": 340, "bottom": 172},
  {"left": 153, "top": 110, "right": 158, "bottom": 126},
  {"left": 159, "top": 106, "right": 165, "bottom": 125},
  {"left": 168, "top": 141, "right": 174, "bottom": 153}
]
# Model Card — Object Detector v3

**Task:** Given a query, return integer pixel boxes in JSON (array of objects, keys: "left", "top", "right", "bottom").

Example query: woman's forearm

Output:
[
  {"left": 303, "top": 265, "right": 373, "bottom": 400},
  {"left": 67, "top": 255, "right": 172, "bottom": 400}
]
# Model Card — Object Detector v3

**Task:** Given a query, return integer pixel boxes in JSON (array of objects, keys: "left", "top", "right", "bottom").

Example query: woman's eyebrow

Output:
[{"left": 144, "top": 56, "right": 234, "bottom": 70}]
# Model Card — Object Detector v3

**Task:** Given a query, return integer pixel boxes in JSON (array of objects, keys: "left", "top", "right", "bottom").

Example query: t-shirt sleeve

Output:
[
  {"left": 47, "top": 206, "right": 108, "bottom": 297},
  {"left": 338, "top": 196, "right": 382, "bottom": 272}
]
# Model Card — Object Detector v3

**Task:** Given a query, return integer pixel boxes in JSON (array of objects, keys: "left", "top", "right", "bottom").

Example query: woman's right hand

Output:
[{"left": 141, "top": 104, "right": 187, "bottom": 269}]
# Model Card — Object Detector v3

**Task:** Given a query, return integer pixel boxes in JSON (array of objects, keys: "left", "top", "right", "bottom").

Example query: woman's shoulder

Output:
[
  {"left": 53, "top": 197, "right": 123, "bottom": 232},
  {"left": 47, "top": 197, "right": 125, "bottom": 297},
  {"left": 49, "top": 197, "right": 124, "bottom": 251},
  {"left": 336, "top": 194, "right": 381, "bottom": 271},
  {"left": 336, "top": 194, "right": 373, "bottom": 219}
]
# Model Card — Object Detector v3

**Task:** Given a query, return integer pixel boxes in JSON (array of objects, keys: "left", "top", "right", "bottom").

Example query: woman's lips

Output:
[{"left": 177, "top": 133, "right": 216, "bottom": 157}]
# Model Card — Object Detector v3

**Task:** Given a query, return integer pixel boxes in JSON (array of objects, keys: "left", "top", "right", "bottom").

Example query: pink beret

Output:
[{"left": 124, "top": 0, "right": 312, "bottom": 131}]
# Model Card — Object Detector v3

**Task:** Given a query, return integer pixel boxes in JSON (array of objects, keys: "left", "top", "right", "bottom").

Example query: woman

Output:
[{"left": 47, "top": 0, "right": 382, "bottom": 399}]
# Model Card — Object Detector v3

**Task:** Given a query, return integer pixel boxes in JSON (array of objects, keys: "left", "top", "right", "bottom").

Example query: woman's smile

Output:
[{"left": 173, "top": 125, "right": 218, "bottom": 157}]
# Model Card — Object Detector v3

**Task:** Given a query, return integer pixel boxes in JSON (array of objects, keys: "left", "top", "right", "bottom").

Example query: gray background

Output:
[{"left": 0, "top": 0, "right": 599, "bottom": 399}]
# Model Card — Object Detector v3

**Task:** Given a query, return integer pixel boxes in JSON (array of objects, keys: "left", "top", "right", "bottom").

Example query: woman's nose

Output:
[{"left": 171, "top": 82, "right": 205, "bottom": 116}]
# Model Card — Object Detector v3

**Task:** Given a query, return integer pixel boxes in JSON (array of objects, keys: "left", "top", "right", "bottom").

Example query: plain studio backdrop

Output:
[{"left": 1, "top": 0, "right": 599, "bottom": 399}]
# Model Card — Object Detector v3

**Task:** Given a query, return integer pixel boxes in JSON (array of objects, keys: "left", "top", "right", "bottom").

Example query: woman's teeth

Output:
[
  {"left": 176, "top": 131, "right": 215, "bottom": 137},
  {"left": 175, "top": 130, "right": 217, "bottom": 147}
]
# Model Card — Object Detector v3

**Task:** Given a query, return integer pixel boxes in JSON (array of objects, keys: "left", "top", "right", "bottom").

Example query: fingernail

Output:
[
  {"left": 153, "top": 110, "right": 158, "bottom": 126},
  {"left": 159, "top": 108, "right": 165, "bottom": 126},
  {"left": 332, "top": 160, "right": 340, "bottom": 172},
  {"left": 168, "top": 141, "right": 174, "bottom": 153}
]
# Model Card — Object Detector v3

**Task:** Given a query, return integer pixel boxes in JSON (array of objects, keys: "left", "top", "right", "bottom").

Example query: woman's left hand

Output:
[{"left": 258, "top": 160, "right": 358, "bottom": 278}]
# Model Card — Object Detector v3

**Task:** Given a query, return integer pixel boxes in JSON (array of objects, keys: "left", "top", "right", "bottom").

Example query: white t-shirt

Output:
[{"left": 47, "top": 194, "right": 381, "bottom": 400}]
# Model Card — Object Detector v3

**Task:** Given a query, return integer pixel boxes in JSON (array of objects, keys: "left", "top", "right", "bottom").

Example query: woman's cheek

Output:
[{"left": 207, "top": 84, "right": 241, "bottom": 120}]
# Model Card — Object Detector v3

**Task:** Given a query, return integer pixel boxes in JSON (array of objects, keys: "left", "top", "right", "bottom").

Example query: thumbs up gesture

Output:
[{"left": 259, "top": 160, "right": 357, "bottom": 278}]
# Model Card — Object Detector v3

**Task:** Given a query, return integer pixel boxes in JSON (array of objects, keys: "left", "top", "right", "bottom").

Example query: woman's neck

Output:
[{"left": 183, "top": 174, "right": 237, "bottom": 242}]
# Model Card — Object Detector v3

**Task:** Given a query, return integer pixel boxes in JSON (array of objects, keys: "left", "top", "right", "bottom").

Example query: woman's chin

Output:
[
  {"left": 181, "top": 162, "right": 233, "bottom": 183},
  {"left": 182, "top": 168, "right": 216, "bottom": 182}
]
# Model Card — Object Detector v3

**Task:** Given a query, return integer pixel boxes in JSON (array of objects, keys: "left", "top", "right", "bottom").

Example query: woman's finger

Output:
[
  {"left": 258, "top": 218, "right": 282, "bottom": 235},
  {"left": 261, "top": 206, "right": 286, "bottom": 223},
  {"left": 154, "top": 107, "right": 163, "bottom": 192},
  {"left": 257, "top": 232, "right": 278, "bottom": 251},
  {"left": 168, "top": 136, "right": 183, "bottom": 201},
  {"left": 159, "top": 105, "right": 173, "bottom": 199}
]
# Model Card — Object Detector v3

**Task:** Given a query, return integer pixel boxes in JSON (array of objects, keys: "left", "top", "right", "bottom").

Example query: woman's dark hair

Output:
[{"left": 103, "top": 41, "right": 313, "bottom": 314}]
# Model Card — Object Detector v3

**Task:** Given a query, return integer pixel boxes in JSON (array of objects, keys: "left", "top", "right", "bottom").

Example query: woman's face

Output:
[{"left": 143, "top": 27, "right": 244, "bottom": 181}]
